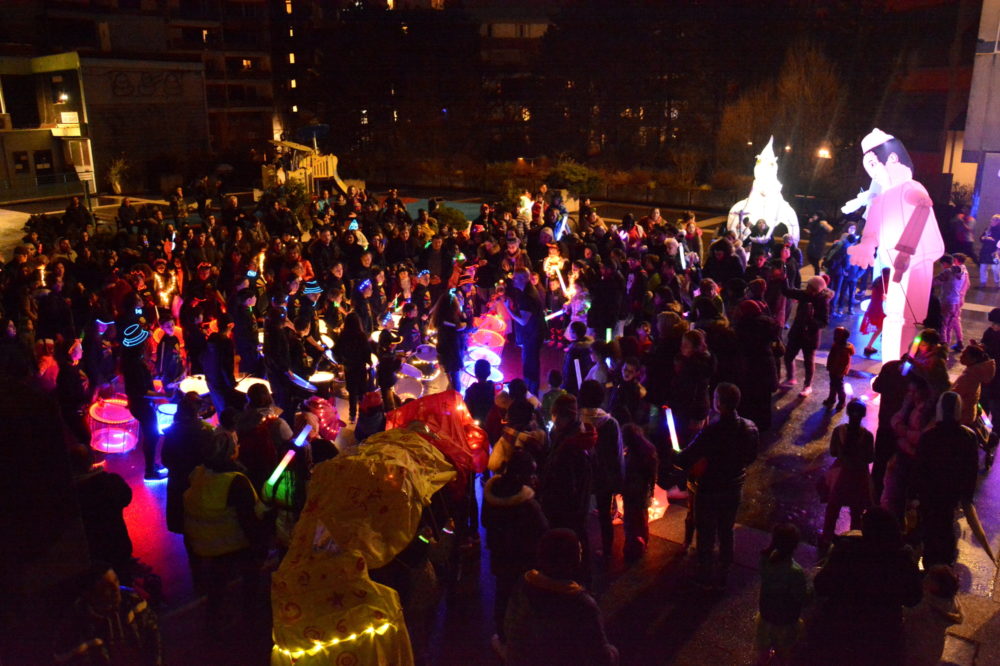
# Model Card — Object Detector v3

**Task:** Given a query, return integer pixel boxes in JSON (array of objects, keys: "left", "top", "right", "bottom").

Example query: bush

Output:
[
  {"left": 546, "top": 159, "right": 604, "bottom": 199},
  {"left": 435, "top": 205, "right": 469, "bottom": 232}
]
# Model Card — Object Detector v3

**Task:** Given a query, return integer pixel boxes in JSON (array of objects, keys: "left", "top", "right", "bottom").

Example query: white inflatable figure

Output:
[
  {"left": 846, "top": 129, "right": 944, "bottom": 362},
  {"left": 726, "top": 137, "right": 800, "bottom": 244}
]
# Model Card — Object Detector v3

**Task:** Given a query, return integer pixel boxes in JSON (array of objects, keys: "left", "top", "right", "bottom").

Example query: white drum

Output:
[
  {"left": 413, "top": 344, "right": 437, "bottom": 362},
  {"left": 178, "top": 374, "right": 209, "bottom": 395},
  {"left": 395, "top": 375, "right": 423, "bottom": 401}
]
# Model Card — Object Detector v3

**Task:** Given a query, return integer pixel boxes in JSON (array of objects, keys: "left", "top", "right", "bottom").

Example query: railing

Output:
[{"left": 0, "top": 173, "right": 86, "bottom": 204}]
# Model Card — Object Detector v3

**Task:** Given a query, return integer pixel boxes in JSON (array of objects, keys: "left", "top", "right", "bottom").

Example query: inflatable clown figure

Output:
[
  {"left": 726, "top": 137, "right": 800, "bottom": 244},
  {"left": 845, "top": 128, "right": 945, "bottom": 361}
]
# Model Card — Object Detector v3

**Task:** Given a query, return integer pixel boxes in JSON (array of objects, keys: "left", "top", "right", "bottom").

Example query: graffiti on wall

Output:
[{"left": 106, "top": 70, "right": 184, "bottom": 98}]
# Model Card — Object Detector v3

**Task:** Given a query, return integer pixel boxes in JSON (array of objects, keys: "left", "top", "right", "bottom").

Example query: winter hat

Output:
[
  {"left": 989, "top": 307, "right": 1000, "bottom": 325},
  {"left": 935, "top": 391, "right": 962, "bottom": 424},
  {"left": 735, "top": 299, "right": 763, "bottom": 321}
]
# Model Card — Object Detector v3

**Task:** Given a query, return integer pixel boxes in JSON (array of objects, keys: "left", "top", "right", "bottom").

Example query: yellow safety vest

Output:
[{"left": 183, "top": 467, "right": 256, "bottom": 557}]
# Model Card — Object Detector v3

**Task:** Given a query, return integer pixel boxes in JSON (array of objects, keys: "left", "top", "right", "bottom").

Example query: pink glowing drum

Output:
[
  {"left": 468, "top": 329, "right": 505, "bottom": 351},
  {"left": 88, "top": 396, "right": 139, "bottom": 454},
  {"left": 475, "top": 314, "right": 506, "bottom": 334}
]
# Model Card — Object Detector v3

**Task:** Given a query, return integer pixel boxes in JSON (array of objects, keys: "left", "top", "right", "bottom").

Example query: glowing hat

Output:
[
  {"left": 861, "top": 128, "right": 895, "bottom": 153},
  {"left": 122, "top": 323, "right": 150, "bottom": 348},
  {"left": 302, "top": 280, "right": 323, "bottom": 295}
]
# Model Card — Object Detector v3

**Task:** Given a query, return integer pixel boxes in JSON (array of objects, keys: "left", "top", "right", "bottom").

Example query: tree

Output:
[{"left": 717, "top": 41, "right": 847, "bottom": 197}]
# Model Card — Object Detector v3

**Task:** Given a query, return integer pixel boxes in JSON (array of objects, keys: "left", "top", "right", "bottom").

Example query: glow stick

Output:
[
  {"left": 555, "top": 266, "right": 569, "bottom": 295},
  {"left": 606, "top": 328, "right": 612, "bottom": 343},
  {"left": 679, "top": 248, "right": 687, "bottom": 270},
  {"left": 981, "top": 405, "right": 993, "bottom": 431},
  {"left": 545, "top": 310, "right": 563, "bottom": 321},
  {"left": 266, "top": 424, "right": 313, "bottom": 487},
  {"left": 574, "top": 358, "right": 583, "bottom": 389},
  {"left": 665, "top": 406, "right": 680, "bottom": 453},
  {"left": 901, "top": 334, "right": 922, "bottom": 376},
  {"left": 555, "top": 214, "right": 568, "bottom": 241}
]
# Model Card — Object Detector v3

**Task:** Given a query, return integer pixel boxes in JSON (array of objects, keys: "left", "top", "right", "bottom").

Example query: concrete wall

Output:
[{"left": 81, "top": 58, "right": 208, "bottom": 192}]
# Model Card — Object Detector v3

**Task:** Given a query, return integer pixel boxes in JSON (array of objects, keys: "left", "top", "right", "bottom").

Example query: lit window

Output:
[
  {"left": 290, "top": 79, "right": 297, "bottom": 89},
  {"left": 393, "top": 110, "right": 398, "bottom": 123},
  {"left": 292, "top": 105, "right": 298, "bottom": 112},
  {"left": 520, "top": 107, "right": 531, "bottom": 122},
  {"left": 288, "top": 53, "right": 295, "bottom": 64},
  {"left": 288, "top": 28, "right": 294, "bottom": 37},
  {"left": 202, "top": 29, "right": 209, "bottom": 43},
  {"left": 360, "top": 110, "right": 369, "bottom": 125},
  {"left": 285, "top": 0, "right": 292, "bottom": 14},
  {"left": 242, "top": 58, "right": 252, "bottom": 70}
]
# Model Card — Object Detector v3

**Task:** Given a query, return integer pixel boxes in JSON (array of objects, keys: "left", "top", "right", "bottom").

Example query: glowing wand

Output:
[{"left": 266, "top": 424, "right": 313, "bottom": 488}]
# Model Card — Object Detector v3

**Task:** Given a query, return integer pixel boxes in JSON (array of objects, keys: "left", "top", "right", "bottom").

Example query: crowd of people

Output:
[{"left": 9, "top": 183, "right": 999, "bottom": 664}]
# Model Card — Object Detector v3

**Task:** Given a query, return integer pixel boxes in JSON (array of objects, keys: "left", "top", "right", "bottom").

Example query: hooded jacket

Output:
[
  {"left": 489, "top": 425, "right": 547, "bottom": 472},
  {"left": 504, "top": 570, "right": 618, "bottom": 666},
  {"left": 580, "top": 407, "right": 624, "bottom": 495},
  {"left": 481, "top": 477, "right": 549, "bottom": 577},
  {"left": 561, "top": 337, "right": 594, "bottom": 396},
  {"left": 541, "top": 421, "right": 597, "bottom": 527},
  {"left": 952, "top": 358, "right": 996, "bottom": 426}
]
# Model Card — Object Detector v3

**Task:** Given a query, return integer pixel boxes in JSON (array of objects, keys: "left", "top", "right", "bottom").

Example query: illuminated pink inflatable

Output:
[{"left": 845, "top": 129, "right": 944, "bottom": 361}]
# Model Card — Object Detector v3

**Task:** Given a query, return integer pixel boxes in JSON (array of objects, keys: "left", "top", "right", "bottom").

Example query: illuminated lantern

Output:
[
  {"left": 88, "top": 395, "right": 139, "bottom": 454},
  {"left": 727, "top": 137, "right": 800, "bottom": 243}
]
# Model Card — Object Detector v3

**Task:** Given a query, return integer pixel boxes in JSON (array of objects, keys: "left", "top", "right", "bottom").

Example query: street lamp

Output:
[{"left": 817, "top": 147, "right": 832, "bottom": 159}]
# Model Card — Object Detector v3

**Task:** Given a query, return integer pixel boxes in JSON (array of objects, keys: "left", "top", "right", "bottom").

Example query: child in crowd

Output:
[
  {"left": 396, "top": 302, "right": 423, "bottom": 352},
  {"left": 609, "top": 356, "right": 648, "bottom": 425},
  {"left": 545, "top": 276, "right": 568, "bottom": 347},
  {"left": 934, "top": 254, "right": 970, "bottom": 352},
  {"left": 755, "top": 523, "right": 810, "bottom": 666},
  {"left": 561, "top": 321, "right": 594, "bottom": 396},
  {"left": 823, "top": 326, "right": 854, "bottom": 411},
  {"left": 465, "top": 359, "right": 497, "bottom": 426},
  {"left": 540, "top": 369, "right": 566, "bottom": 428},
  {"left": 622, "top": 424, "right": 657, "bottom": 563}
]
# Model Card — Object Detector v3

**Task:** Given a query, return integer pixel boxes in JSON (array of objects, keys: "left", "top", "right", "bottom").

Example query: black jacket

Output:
[{"left": 676, "top": 412, "right": 758, "bottom": 493}]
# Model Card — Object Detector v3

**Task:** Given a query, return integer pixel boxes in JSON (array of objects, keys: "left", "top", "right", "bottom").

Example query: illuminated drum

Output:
[
  {"left": 235, "top": 376, "right": 271, "bottom": 393},
  {"left": 413, "top": 344, "right": 437, "bottom": 362},
  {"left": 468, "top": 329, "right": 505, "bottom": 352},
  {"left": 398, "top": 363, "right": 423, "bottom": 381},
  {"left": 155, "top": 403, "right": 178, "bottom": 435},
  {"left": 475, "top": 313, "right": 506, "bottom": 335},
  {"left": 467, "top": 346, "right": 502, "bottom": 368},
  {"left": 395, "top": 374, "right": 424, "bottom": 401},
  {"left": 88, "top": 396, "right": 139, "bottom": 454},
  {"left": 289, "top": 371, "right": 318, "bottom": 393},
  {"left": 178, "top": 374, "right": 210, "bottom": 396}
]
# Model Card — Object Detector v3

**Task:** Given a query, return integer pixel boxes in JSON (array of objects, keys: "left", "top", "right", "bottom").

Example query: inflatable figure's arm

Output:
[
  {"left": 842, "top": 187, "right": 875, "bottom": 215},
  {"left": 891, "top": 187, "right": 934, "bottom": 281}
]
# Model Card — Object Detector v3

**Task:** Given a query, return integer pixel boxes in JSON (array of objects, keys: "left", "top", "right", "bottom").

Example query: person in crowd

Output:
[
  {"left": 503, "top": 528, "right": 619, "bottom": 666},
  {"left": 433, "top": 289, "right": 468, "bottom": 391},
  {"left": 489, "top": 399, "right": 547, "bottom": 472},
  {"left": 755, "top": 523, "right": 810, "bottom": 666},
  {"left": 823, "top": 326, "right": 854, "bottom": 411},
  {"left": 121, "top": 325, "right": 166, "bottom": 480},
  {"left": 499, "top": 267, "right": 545, "bottom": 395},
  {"left": 914, "top": 391, "right": 980, "bottom": 566},
  {"left": 541, "top": 394, "right": 596, "bottom": 579},
  {"left": 819, "top": 400, "right": 874, "bottom": 551},
  {"left": 676, "top": 382, "right": 759, "bottom": 589},
  {"left": 951, "top": 341, "right": 996, "bottom": 427},
  {"left": 670, "top": 329, "right": 715, "bottom": 446},
  {"left": 883, "top": 375, "right": 935, "bottom": 519},
  {"left": 161, "top": 392, "right": 215, "bottom": 534},
  {"left": 934, "top": 254, "right": 970, "bottom": 352},
  {"left": 979, "top": 214, "right": 1000, "bottom": 287},
  {"left": 579, "top": 380, "right": 624, "bottom": 559},
  {"left": 482, "top": 449, "right": 549, "bottom": 654},
  {"left": 54, "top": 562, "right": 161, "bottom": 665},
  {"left": 183, "top": 430, "right": 269, "bottom": 633},
  {"left": 540, "top": 369, "right": 567, "bottom": 428},
  {"left": 70, "top": 446, "right": 134, "bottom": 585},
  {"left": 333, "top": 312, "right": 373, "bottom": 423},
  {"left": 813, "top": 507, "right": 922, "bottom": 664},
  {"left": 621, "top": 424, "right": 657, "bottom": 563},
  {"left": 860, "top": 267, "right": 890, "bottom": 356},
  {"left": 782, "top": 275, "right": 833, "bottom": 398}
]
